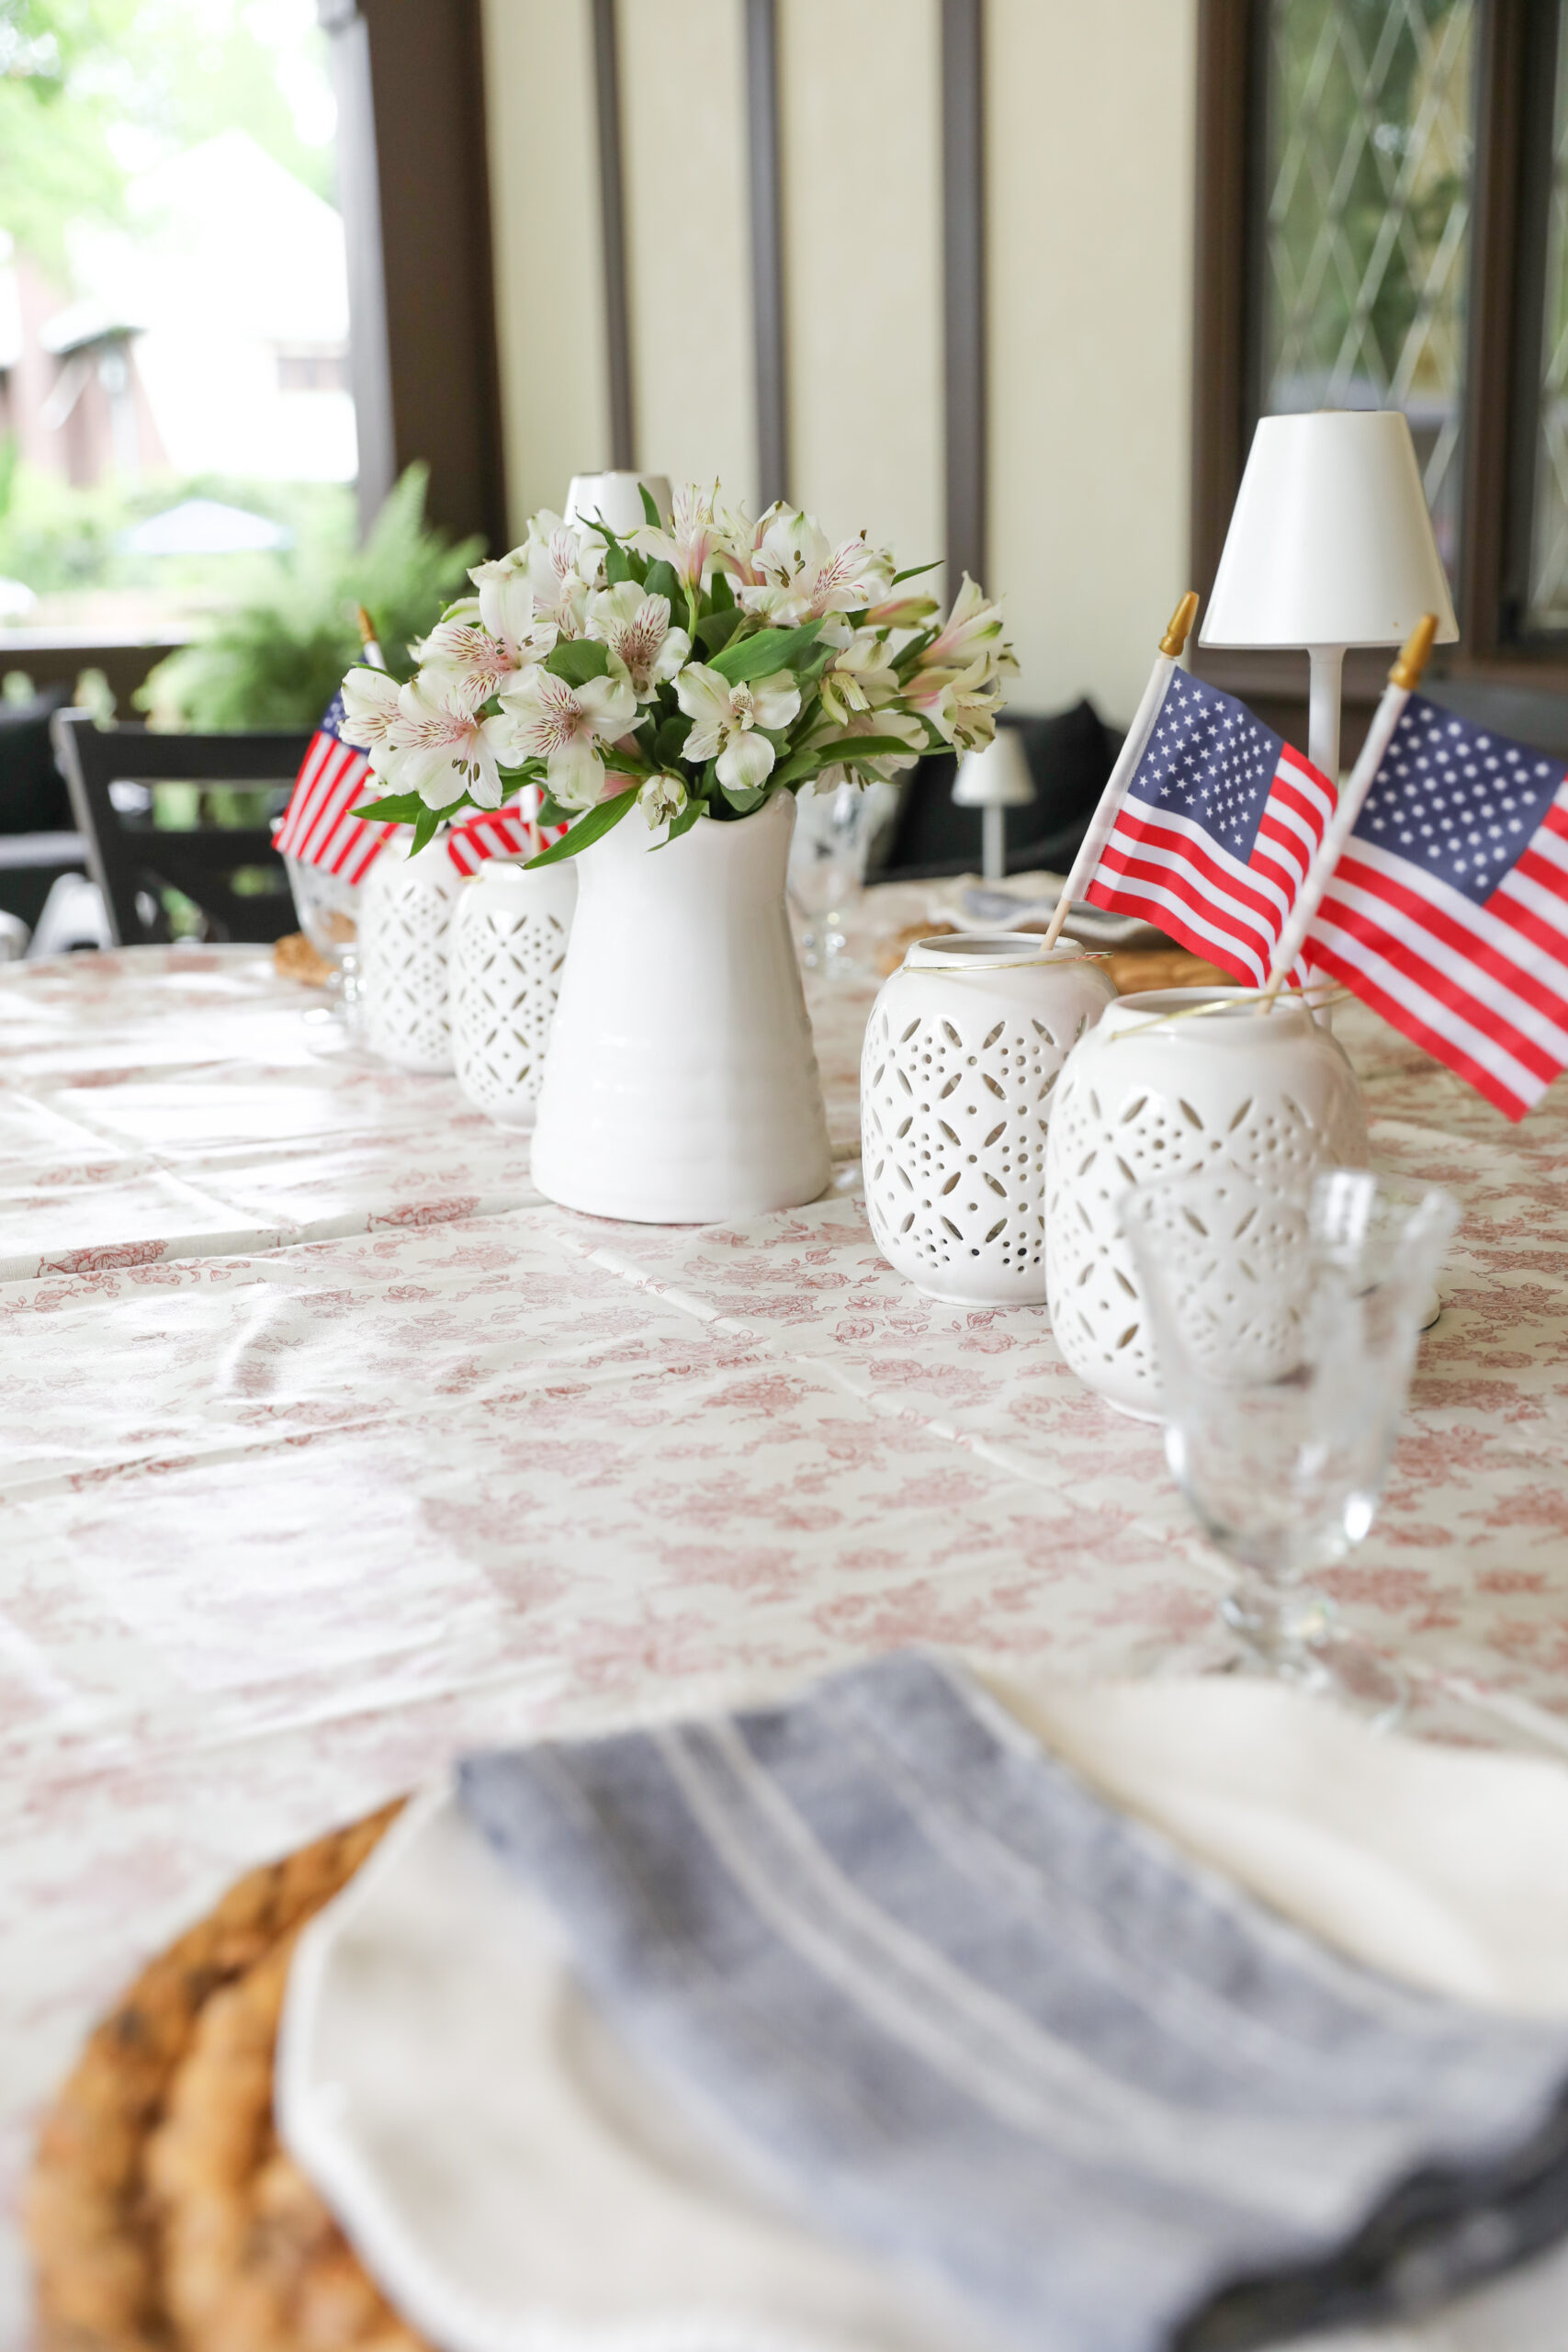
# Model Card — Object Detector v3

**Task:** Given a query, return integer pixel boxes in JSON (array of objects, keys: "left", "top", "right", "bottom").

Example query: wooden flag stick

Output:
[
  {"left": 1258, "top": 613, "right": 1439, "bottom": 1011},
  {"left": 1041, "top": 592, "right": 1201, "bottom": 953},
  {"left": 355, "top": 605, "right": 386, "bottom": 666}
]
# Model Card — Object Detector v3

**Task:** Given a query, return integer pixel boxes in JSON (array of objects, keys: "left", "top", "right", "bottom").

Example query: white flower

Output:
[
  {"left": 917, "top": 572, "right": 1014, "bottom": 678},
  {"left": 638, "top": 772, "right": 687, "bottom": 829},
  {"left": 473, "top": 526, "right": 592, "bottom": 640},
  {"left": 586, "top": 582, "right": 690, "bottom": 701},
  {"left": 675, "top": 662, "right": 800, "bottom": 791},
  {"left": 809, "top": 701, "right": 926, "bottom": 781},
  {"left": 379, "top": 678, "right": 518, "bottom": 809},
  {"left": 497, "top": 664, "right": 637, "bottom": 809},
  {"left": 339, "top": 664, "right": 401, "bottom": 765},
  {"left": 901, "top": 575, "right": 1017, "bottom": 752},
  {"left": 420, "top": 570, "right": 558, "bottom": 712},
  {"left": 818, "top": 628, "right": 900, "bottom": 729},
  {"left": 737, "top": 507, "right": 894, "bottom": 625},
  {"left": 637, "top": 481, "right": 721, "bottom": 591}
]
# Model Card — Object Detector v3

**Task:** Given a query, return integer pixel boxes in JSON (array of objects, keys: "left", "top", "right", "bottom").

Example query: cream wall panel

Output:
[
  {"left": 618, "top": 0, "right": 752, "bottom": 502},
  {"left": 481, "top": 0, "right": 608, "bottom": 533},
  {"left": 778, "top": 0, "right": 943, "bottom": 568},
  {"left": 987, "top": 0, "right": 1196, "bottom": 724}
]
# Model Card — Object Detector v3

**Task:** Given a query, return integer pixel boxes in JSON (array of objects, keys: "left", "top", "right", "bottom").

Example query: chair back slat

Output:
[{"left": 51, "top": 711, "right": 313, "bottom": 946}]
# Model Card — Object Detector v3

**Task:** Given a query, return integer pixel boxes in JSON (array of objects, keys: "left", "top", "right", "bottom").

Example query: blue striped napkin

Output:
[{"left": 458, "top": 1654, "right": 1568, "bottom": 2352}]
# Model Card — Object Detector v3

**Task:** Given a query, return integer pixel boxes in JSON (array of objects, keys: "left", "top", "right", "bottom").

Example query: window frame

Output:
[{"left": 1191, "top": 0, "right": 1568, "bottom": 753}]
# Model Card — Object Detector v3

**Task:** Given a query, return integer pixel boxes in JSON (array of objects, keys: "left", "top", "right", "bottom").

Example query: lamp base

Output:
[{"left": 1307, "top": 643, "right": 1346, "bottom": 783}]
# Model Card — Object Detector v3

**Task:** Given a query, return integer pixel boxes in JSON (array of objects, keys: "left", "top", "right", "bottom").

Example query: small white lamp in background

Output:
[
  {"left": 564, "top": 471, "right": 672, "bottom": 533},
  {"left": 1200, "top": 410, "right": 1458, "bottom": 781},
  {"left": 953, "top": 729, "right": 1035, "bottom": 881}
]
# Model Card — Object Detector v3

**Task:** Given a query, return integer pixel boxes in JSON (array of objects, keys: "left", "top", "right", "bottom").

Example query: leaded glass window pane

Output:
[
  {"left": 1523, "top": 6, "right": 1568, "bottom": 631},
  {"left": 1258, "top": 0, "right": 1477, "bottom": 582}
]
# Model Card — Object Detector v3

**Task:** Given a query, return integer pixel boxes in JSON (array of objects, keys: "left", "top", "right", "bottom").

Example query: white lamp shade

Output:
[
  {"left": 952, "top": 730, "right": 1035, "bottom": 808},
  {"left": 564, "top": 471, "right": 672, "bottom": 534},
  {"left": 1200, "top": 411, "right": 1458, "bottom": 650}
]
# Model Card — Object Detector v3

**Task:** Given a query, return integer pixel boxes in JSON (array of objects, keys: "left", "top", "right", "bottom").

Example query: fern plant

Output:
[{"left": 138, "top": 465, "right": 482, "bottom": 730}]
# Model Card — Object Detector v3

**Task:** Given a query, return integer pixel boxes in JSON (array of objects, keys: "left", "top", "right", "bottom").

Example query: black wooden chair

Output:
[{"left": 51, "top": 711, "right": 313, "bottom": 946}]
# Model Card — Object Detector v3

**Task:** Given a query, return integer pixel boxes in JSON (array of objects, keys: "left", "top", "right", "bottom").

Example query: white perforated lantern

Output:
[
  {"left": 861, "top": 934, "right": 1117, "bottom": 1305},
  {"left": 449, "top": 859, "right": 577, "bottom": 1126},
  {"left": 357, "top": 837, "right": 462, "bottom": 1074},
  {"left": 1043, "top": 989, "right": 1369, "bottom": 1416}
]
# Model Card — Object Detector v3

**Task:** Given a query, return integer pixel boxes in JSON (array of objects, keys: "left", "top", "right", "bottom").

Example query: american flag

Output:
[
  {"left": 275, "top": 685, "right": 558, "bottom": 878},
  {"left": 274, "top": 685, "right": 393, "bottom": 881},
  {"left": 1306, "top": 694, "right": 1568, "bottom": 1121},
  {"left": 1084, "top": 669, "right": 1337, "bottom": 987}
]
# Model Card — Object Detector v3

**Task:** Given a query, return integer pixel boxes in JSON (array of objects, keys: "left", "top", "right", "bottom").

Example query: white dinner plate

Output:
[{"left": 277, "top": 1675, "right": 1568, "bottom": 2352}]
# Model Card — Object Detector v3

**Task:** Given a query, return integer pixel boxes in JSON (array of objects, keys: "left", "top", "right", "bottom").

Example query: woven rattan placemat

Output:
[{"left": 26, "top": 1803, "right": 428, "bottom": 2352}]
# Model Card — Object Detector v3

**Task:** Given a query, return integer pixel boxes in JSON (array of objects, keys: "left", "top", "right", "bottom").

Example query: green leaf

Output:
[
  {"left": 349, "top": 791, "right": 427, "bottom": 824},
  {"left": 709, "top": 618, "right": 825, "bottom": 684},
  {"left": 544, "top": 638, "right": 612, "bottom": 686},
  {"left": 695, "top": 605, "right": 743, "bottom": 656},
  {"left": 891, "top": 560, "right": 941, "bottom": 586},
  {"left": 651, "top": 798, "right": 704, "bottom": 852},
  {"left": 708, "top": 570, "right": 735, "bottom": 611},
  {"left": 768, "top": 749, "right": 824, "bottom": 789},
  {"left": 718, "top": 779, "right": 769, "bottom": 815},
  {"left": 639, "top": 482, "right": 662, "bottom": 528},
  {"left": 599, "top": 742, "right": 653, "bottom": 778},
  {"left": 812, "top": 733, "right": 923, "bottom": 763},
  {"left": 411, "top": 802, "right": 443, "bottom": 854},
  {"left": 654, "top": 712, "right": 691, "bottom": 766},
  {"left": 605, "top": 542, "right": 633, "bottom": 586},
  {"left": 644, "top": 558, "right": 682, "bottom": 609},
  {"left": 537, "top": 788, "right": 573, "bottom": 827},
  {"left": 525, "top": 786, "right": 638, "bottom": 866}
]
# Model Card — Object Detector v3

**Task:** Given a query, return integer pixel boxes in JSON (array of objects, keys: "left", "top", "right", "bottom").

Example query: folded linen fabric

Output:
[{"left": 459, "top": 1654, "right": 1568, "bottom": 2352}]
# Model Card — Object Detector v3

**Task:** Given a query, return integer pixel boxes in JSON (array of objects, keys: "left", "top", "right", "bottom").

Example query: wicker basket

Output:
[{"left": 26, "top": 1804, "right": 426, "bottom": 2352}]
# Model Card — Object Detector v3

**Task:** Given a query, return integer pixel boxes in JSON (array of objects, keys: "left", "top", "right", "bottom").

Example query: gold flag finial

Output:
[
  {"left": 355, "top": 604, "right": 378, "bottom": 650},
  {"left": 1389, "top": 613, "right": 1438, "bottom": 692},
  {"left": 1159, "top": 591, "right": 1201, "bottom": 659}
]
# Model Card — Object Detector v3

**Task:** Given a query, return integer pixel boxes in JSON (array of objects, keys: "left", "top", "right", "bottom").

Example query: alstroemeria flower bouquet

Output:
[{"left": 340, "top": 481, "right": 1017, "bottom": 864}]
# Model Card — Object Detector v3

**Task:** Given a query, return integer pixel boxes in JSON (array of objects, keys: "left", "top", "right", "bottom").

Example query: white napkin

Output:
[{"left": 277, "top": 1675, "right": 1568, "bottom": 2352}]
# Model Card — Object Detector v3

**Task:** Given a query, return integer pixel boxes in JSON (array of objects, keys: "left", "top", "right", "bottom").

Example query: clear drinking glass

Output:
[
  {"left": 284, "top": 854, "right": 364, "bottom": 1022},
  {"left": 1121, "top": 1167, "right": 1459, "bottom": 1722},
  {"left": 788, "top": 778, "right": 874, "bottom": 974}
]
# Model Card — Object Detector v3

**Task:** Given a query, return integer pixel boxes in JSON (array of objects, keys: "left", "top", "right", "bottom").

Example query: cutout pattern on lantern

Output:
[
  {"left": 1043, "top": 992, "right": 1368, "bottom": 1415},
  {"left": 861, "top": 938, "right": 1116, "bottom": 1305},
  {"left": 358, "top": 846, "right": 461, "bottom": 1073},
  {"left": 450, "top": 865, "right": 576, "bottom": 1125}
]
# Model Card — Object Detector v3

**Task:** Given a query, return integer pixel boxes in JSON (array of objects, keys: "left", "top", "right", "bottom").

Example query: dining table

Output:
[{"left": 4, "top": 882, "right": 1568, "bottom": 2344}]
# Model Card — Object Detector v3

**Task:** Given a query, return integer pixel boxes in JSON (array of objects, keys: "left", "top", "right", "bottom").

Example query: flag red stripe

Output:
[
  {"left": 1324, "top": 851, "right": 1568, "bottom": 1038},
  {"left": 1314, "top": 886, "right": 1562, "bottom": 1088},
  {"left": 1084, "top": 871, "right": 1263, "bottom": 985},
  {"left": 1111, "top": 804, "right": 1285, "bottom": 938},
  {"left": 1307, "top": 935, "right": 1535, "bottom": 1120}
]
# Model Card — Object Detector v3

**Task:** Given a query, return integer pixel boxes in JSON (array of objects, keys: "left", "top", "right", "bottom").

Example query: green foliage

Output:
[
  {"left": 525, "top": 785, "right": 637, "bottom": 867},
  {"left": 543, "top": 638, "right": 611, "bottom": 687},
  {"left": 0, "top": 0, "right": 336, "bottom": 274},
  {"left": 136, "top": 465, "right": 483, "bottom": 730}
]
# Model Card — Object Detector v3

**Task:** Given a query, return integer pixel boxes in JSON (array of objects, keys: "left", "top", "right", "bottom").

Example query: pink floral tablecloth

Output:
[{"left": 4, "top": 909, "right": 1568, "bottom": 2339}]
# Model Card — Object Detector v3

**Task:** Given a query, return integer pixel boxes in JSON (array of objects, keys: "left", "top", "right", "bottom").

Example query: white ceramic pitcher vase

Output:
[
  {"left": 529, "top": 790, "right": 832, "bottom": 1223},
  {"left": 1043, "top": 989, "right": 1369, "bottom": 1416}
]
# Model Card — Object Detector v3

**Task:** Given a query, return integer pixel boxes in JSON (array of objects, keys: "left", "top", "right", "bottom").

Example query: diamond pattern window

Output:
[
  {"left": 1524, "top": 4, "right": 1568, "bottom": 632},
  {"left": 1258, "top": 0, "right": 1477, "bottom": 583}
]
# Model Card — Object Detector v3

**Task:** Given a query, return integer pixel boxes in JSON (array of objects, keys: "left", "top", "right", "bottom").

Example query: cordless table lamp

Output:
[
  {"left": 953, "top": 729, "right": 1035, "bottom": 880},
  {"left": 1199, "top": 410, "right": 1457, "bottom": 782}
]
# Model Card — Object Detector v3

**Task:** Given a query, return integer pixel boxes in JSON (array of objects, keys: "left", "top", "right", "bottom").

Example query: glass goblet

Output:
[
  {"left": 1120, "top": 1166, "right": 1458, "bottom": 1723},
  {"left": 284, "top": 854, "right": 364, "bottom": 1023},
  {"left": 788, "top": 777, "right": 874, "bottom": 975}
]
